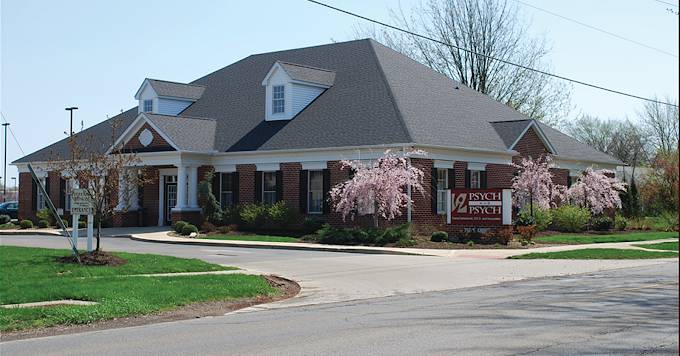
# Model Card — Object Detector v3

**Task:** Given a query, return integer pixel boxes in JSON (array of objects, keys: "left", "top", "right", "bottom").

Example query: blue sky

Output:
[{"left": 1, "top": 0, "right": 678, "bottom": 182}]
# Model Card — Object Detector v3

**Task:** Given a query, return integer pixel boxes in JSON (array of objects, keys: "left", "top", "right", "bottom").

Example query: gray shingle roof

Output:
[
  {"left": 278, "top": 61, "right": 335, "bottom": 87},
  {"left": 490, "top": 120, "right": 532, "bottom": 148},
  {"left": 147, "top": 79, "right": 205, "bottom": 100},
  {"left": 537, "top": 122, "right": 622, "bottom": 165},
  {"left": 13, "top": 39, "right": 621, "bottom": 166},
  {"left": 144, "top": 113, "right": 216, "bottom": 152}
]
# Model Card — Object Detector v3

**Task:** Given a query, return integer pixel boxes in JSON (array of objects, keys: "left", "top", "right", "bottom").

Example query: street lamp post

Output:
[
  {"left": 65, "top": 107, "right": 78, "bottom": 138},
  {"left": 11, "top": 177, "right": 16, "bottom": 200},
  {"left": 1, "top": 123, "right": 8, "bottom": 202}
]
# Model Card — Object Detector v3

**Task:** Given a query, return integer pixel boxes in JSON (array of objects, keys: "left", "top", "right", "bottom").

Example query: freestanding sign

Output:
[
  {"left": 448, "top": 188, "right": 512, "bottom": 226},
  {"left": 70, "top": 189, "right": 94, "bottom": 253}
]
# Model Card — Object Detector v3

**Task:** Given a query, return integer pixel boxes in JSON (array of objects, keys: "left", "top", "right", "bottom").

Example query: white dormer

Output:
[
  {"left": 134, "top": 78, "right": 205, "bottom": 116},
  {"left": 261, "top": 61, "right": 335, "bottom": 121}
]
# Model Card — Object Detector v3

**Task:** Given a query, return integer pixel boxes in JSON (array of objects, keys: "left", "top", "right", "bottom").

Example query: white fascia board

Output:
[
  {"left": 107, "top": 113, "right": 180, "bottom": 154},
  {"left": 301, "top": 161, "right": 327, "bottom": 170},
  {"left": 214, "top": 164, "right": 236, "bottom": 173},
  {"left": 256, "top": 162, "right": 281, "bottom": 171},
  {"left": 467, "top": 162, "right": 487, "bottom": 171},
  {"left": 552, "top": 158, "right": 618, "bottom": 172},
  {"left": 261, "top": 62, "right": 290, "bottom": 86},
  {"left": 433, "top": 160, "right": 454, "bottom": 169},
  {"left": 134, "top": 79, "right": 156, "bottom": 100},
  {"left": 508, "top": 120, "right": 557, "bottom": 155},
  {"left": 289, "top": 79, "right": 330, "bottom": 89}
]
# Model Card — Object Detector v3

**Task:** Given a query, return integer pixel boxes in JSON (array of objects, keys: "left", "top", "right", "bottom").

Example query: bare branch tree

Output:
[
  {"left": 354, "top": 0, "right": 571, "bottom": 126},
  {"left": 639, "top": 96, "right": 679, "bottom": 155},
  {"left": 48, "top": 117, "right": 153, "bottom": 252}
]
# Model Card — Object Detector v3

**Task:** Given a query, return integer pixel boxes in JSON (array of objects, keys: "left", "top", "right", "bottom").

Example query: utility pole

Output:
[
  {"left": 65, "top": 107, "right": 78, "bottom": 138},
  {"left": 2, "top": 123, "right": 8, "bottom": 201}
]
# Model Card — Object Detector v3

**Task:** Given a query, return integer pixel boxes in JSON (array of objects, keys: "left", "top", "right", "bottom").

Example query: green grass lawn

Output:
[
  {"left": 0, "top": 246, "right": 277, "bottom": 332},
  {"left": 509, "top": 248, "right": 678, "bottom": 260},
  {"left": 203, "top": 234, "right": 300, "bottom": 243},
  {"left": 534, "top": 231, "right": 678, "bottom": 245},
  {"left": 633, "top": 241, "right": 679, "bottom": 251}
]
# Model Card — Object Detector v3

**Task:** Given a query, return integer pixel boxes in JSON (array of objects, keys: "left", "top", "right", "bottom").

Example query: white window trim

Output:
[
  {"left": 436, "top": 168, "right": 448, "bottom": 214},
  {"left": 37, "top": 177, "right": 46, "bottom": 211},
  {"left": 219, "top": 173, "right": 234, "bottom": 209},
  {"left": 272, "top": 85, "right": 285, "bottom": 114},
  {"left": 470, "top": 170, "right": 481, "bottom": 189},
  {"left": 262, "top": 171, "right": 277, "bottom": 204},
  {"left": 467, "top": 162, "right": 487, "bottom": 171},
  {"left": 143, "top": 99, "right": 153, "bottom": 113},
  {"left": 307, "top": 170, "right": 323, "bottom": 215}
]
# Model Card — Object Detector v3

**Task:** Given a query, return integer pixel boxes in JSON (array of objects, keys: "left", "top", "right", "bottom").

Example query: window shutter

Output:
[
  {"left": 212, "top": 172, "right": 220, "bottom": 206},
  {"left": 465, "top": 170, "right": 471, "bottom": 188},
  {"left": 322, "top": 169, "right": 330, "bottom": 214},
  {"left": 480, "top": 171, "right": 488, "bottom": 189},
  {"left": 276, "top": 170, "right": 283, "bottom": 202},
  {"left": 567, "top": 175, "right": 572, "bottom": 188},
  {"left": 31, "top": 179, "right": 37, "bottom": 211},
  {"left": 447, "top": 169, "right": 455, "bottom": 189},
  {"left": 254, "top": 171, "right": 262, "bottom": 203},
  {"left": 59, "top": 178, "right": 66, "bottom": 209},
  {"left": 299, "top": 170, "right": 308, "bottom": 213},
  {"left": 232, "top": 172, "right": 239, "bottom": 204},
  {"left": 431, "top": 167, "right": 437, "bottom": 214}
]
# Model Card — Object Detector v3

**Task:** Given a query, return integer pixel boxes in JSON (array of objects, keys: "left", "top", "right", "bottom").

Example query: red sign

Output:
[{"left": 451, "top": 189, "right": 503, "bottom": 226}]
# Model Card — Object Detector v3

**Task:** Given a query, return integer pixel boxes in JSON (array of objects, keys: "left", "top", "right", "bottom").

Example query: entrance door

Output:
[{"left": 165, "top": 175, "right": 177, "bottom": 225}]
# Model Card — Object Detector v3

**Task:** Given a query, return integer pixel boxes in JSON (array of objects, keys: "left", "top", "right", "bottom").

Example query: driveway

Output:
[
  {"left": 1, "top": 261, "right": 677, "bottom": 355},
  {"left": 0, "top": 234, "right": 675, "bottom": 307}
]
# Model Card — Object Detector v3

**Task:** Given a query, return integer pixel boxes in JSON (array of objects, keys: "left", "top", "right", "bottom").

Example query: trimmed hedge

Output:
[
  {"left": 552, "top": 205, "right": 591, "bottom": 232},
  {"left": 592, "top": 216, "right": 613, "bottom": 231},
  {"left": 37, "top": 220, "right": 49, "bottom": 228},
  {"left": 0, "top": 215, "right": 11, "bottom": 224},
  {"left": 19, "top": 220, "right": 33, "bottom": 229},
  {"left": 174, "top": 221, "right": 188, "bottom": 234},
  {"left": 430, "top": 231, "right": 448, "bottom": 242},
  {"left": 316, "top": 223, "right": 411, "bottom": 246},
  {"left": 181, "top": 224, "right": 199, "bottom": 236}
]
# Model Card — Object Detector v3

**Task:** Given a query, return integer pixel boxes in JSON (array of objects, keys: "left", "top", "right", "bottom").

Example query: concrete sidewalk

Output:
[{"left": 129, "top": 230, "right": 678, "bottom": 259}]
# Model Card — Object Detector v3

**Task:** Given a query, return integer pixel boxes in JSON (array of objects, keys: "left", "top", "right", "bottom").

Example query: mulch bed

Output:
[
  {"left": 1, "top": 275, "right": 300, "bottom": 342},
  {"left": 57, "top": 251, "right": 128, "bottom": 266}
]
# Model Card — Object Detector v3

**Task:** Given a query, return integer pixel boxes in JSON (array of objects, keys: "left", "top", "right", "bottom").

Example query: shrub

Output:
[
  {"left": 395, "top": 238, "right": 417, "bottom": 247},
  {"left": 482, "top": 228, "right": 513, "bottom": 245},
  {"left": 240, "top": 203, "right": 268, "bottom": 228},
  {"left": 37, "top": 220, "right": 49, "bottom": 228},
  {"left": 201, "top": 221, "right": 216, "bottom": 232},
  {"left": 174, "top": 221, "right": 188, "bottom": 234},
  {"left": 19, "top": 220, "right": 33, "bottom": 229},
  {"left": 221, "top": 205, "right": 243, "bottom": 226},
  {"left": 61, "top": 218, "right": 69, "bottom": 228},
  {"left": 78, "top": 221, "right": 87, "bottom": 229},
  {"left": 628, "top": 217, "right": 650, "bottom": 230},
  {"left": 266, "top": 201, "right": 300, "bottom": 228},
  {"left": 516, "top": 225, "right": 537, "bottom": 241},
  {"left": 303, "top": 217, "right": 325, "bottom": 233},
  {"left": 467, "top": 240, "right": 474, "bottom": 247},
  {"left": 0, "top": 214, "right": 10, "bottom": 224},
  {"left": 552, "top": 205, "right": 591, "bottom": 232},
  {"left": 36, "top": 208, "right": 55, "bottom": 225},
  {"left": 591, "top": 216, "right": 613, "bottom": 231},
  {"left": 518, "top": 208, "right": 552, "bottom": 231},
  {"left": 217, "top": 225, "right": 231, "bottom": 234},
  {"left": 198, "top": 171, "right": 221, "bottom": 225},
  {"left": 181, "top": 224, "right": 199, "bottom": 236},
  {"left": 614, "top": 214, "right": 628, "bottom": 231},
  {"left": 430, "top": 231, "right": 448, "bottom": 242},
  {"left": 647, "top": 211, "right": 679, "bottom": 232},
  {"left": 316, "top": 223, "right": 410, "bottom": 246}
]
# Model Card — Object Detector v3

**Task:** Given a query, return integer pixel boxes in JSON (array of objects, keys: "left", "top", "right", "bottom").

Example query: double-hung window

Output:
[
  {"left": 436, "top": 169, "right": 448, "bottom": 214},
  {"left": 64, "top": 180, "right": 72, "bottom": 211},
  {"left": 469, "top": 170, "right": 481, "bottom": 189},
  {"left": 272, "top": 85, "right": 285, "bottom": 114},
  {"left": 143, "top": 99, "right": 153, "bottom": 113},
  {"left": 308, "top": 170, "right": 323, "bottom": 214},
  {"left": 220, "top": 173, "right": 234, "bottom": 209},
  {"left": 37, "top": 178, "right": 46, "bottom": 210},
  {"left": 262, "top": 172, "right": 277, "bottom": 204}
]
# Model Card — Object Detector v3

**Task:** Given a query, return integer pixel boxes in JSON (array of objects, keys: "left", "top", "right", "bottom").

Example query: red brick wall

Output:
[
  {"left": 550, "top": 168, "right": 569, "bottom": 187},
  {"left": 454, "top": 161, "right": 467, "bottom": 187},
  {"left": 141, "top": 167, "right": 160, "bottom": 226},
  {"left": 512, "top": 127, "right": 550, "bottom": 162},
  {"left": 237, "top": 164, "right": 256, "bottom": 204},
  {"left": 47, "top": 171, "right": 61, "bottom": 210},
  {"left": 122, "top": 123, "right": 174, "bottom": 151},
  {"left": 487, "top": 164, "right": 515, "bottom": 189},
  {"left": 281, "top": 162, "right": 301, "bottom": 209},
  {"left": 18, "top": 172, "right": 35, "bottom": 221}
]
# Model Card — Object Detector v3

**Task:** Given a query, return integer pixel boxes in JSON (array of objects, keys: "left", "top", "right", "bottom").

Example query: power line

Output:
[
  {"left": 515, "top": 0, "right": 677, "bottom": 58},
  {"left": 654, "top": 0, "right": 679, "bottom": 8},
  {"left": 306, "top": 0, "right": 678, "bottom": 108},
  {"left": 0, "top": 111, "right": 26, "bottom": 156}
]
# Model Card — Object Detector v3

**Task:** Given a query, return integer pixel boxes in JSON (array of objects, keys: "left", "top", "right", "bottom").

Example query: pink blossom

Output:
[
  {"left": 329, "top": 149, "right": 426, "bottom": 226},
  {"left": 567, "top": 168, "right": 626, "bottom": 215},
  {"left": 512, "top": 156, "right": 565, "bottom": 211}
]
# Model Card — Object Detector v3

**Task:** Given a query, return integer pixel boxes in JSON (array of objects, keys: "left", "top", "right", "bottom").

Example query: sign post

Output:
[{"left": 71, "top": 189, "right": 94, "bottom": 253}]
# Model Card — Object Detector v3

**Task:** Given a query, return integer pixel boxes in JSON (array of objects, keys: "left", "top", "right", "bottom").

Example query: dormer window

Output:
[
  {"left": 272, "top": 85, "right": 285, "bottom": 114},
  {"left": 143, "top": 99, "right": 153, "bottom": 113}
]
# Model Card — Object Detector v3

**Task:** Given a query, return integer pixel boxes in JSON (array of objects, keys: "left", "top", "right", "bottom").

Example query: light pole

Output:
[
  {"left": 65, "top": 107, "right": 78, "bottom": 138},
  {"left": 1, "top": 123, "right": 8, "bottom": 202}
]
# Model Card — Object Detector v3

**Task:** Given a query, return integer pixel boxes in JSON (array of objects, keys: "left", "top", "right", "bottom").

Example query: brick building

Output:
[{"left": 13, "top": 39, "right": 620, "bottom": 230}]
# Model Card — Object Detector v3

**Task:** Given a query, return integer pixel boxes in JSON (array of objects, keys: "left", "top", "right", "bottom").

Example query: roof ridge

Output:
[
  {"left": 490, "top": 119, "right": 532, "bottom": 123},
  {"left": 366, "top": 39, "right": 413, "bottom": 143},
  {"left": 147, "top": 78, "right": 205, "bottom": 88},
  {"left": 248, "top": 38, "right": 371, "bottom": 58},
  {"left": 277, "top": 61, "right": 335, "bottom": 73},
  {"left": 146, "top": 113, "right": 216, "bottom": 122}
]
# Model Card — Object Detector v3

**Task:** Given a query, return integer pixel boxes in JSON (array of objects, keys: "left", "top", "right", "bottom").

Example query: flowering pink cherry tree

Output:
[
  {"left": 512, "top": 156, "right": 566, "bottom": 216},
  {"left": 567, "top": 168, "right": 626, "bottom": 215},
  {"left": 329, "top": 149, "right": 426, "bottom": 227}
]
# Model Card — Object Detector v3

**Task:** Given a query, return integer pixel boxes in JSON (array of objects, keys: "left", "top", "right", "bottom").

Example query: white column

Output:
[
  {"left": 116, "top": 170, "right": 128, "bottom": 210},
  {"left": 128, "top": 170, "right": 139, "bottom": 211},
  {"left": 176, "top": 165, "right": 187, "bottom": 209},
  {"left": 187, "top": 166, "right": 199, "bottom": 208},
  {"left": 502, "top": 188, "right": 512, "bottom": 225}
]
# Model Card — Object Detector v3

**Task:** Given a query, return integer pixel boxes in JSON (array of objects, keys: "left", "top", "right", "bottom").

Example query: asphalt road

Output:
[
  {"left": 1, "top": 235, "right": 678, "bottom": 355},
  {"left": 1, "top": 262, "right": 677, "bottom": 355}
]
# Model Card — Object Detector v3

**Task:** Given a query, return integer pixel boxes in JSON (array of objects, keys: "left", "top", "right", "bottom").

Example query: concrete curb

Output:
[{"left": 129, "top": 235, "right": 427, "bottom": 256}]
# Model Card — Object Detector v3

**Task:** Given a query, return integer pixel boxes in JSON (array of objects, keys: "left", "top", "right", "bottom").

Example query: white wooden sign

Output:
[{"left": 70, "top": 189, "right": 93, "bottom": 214}]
